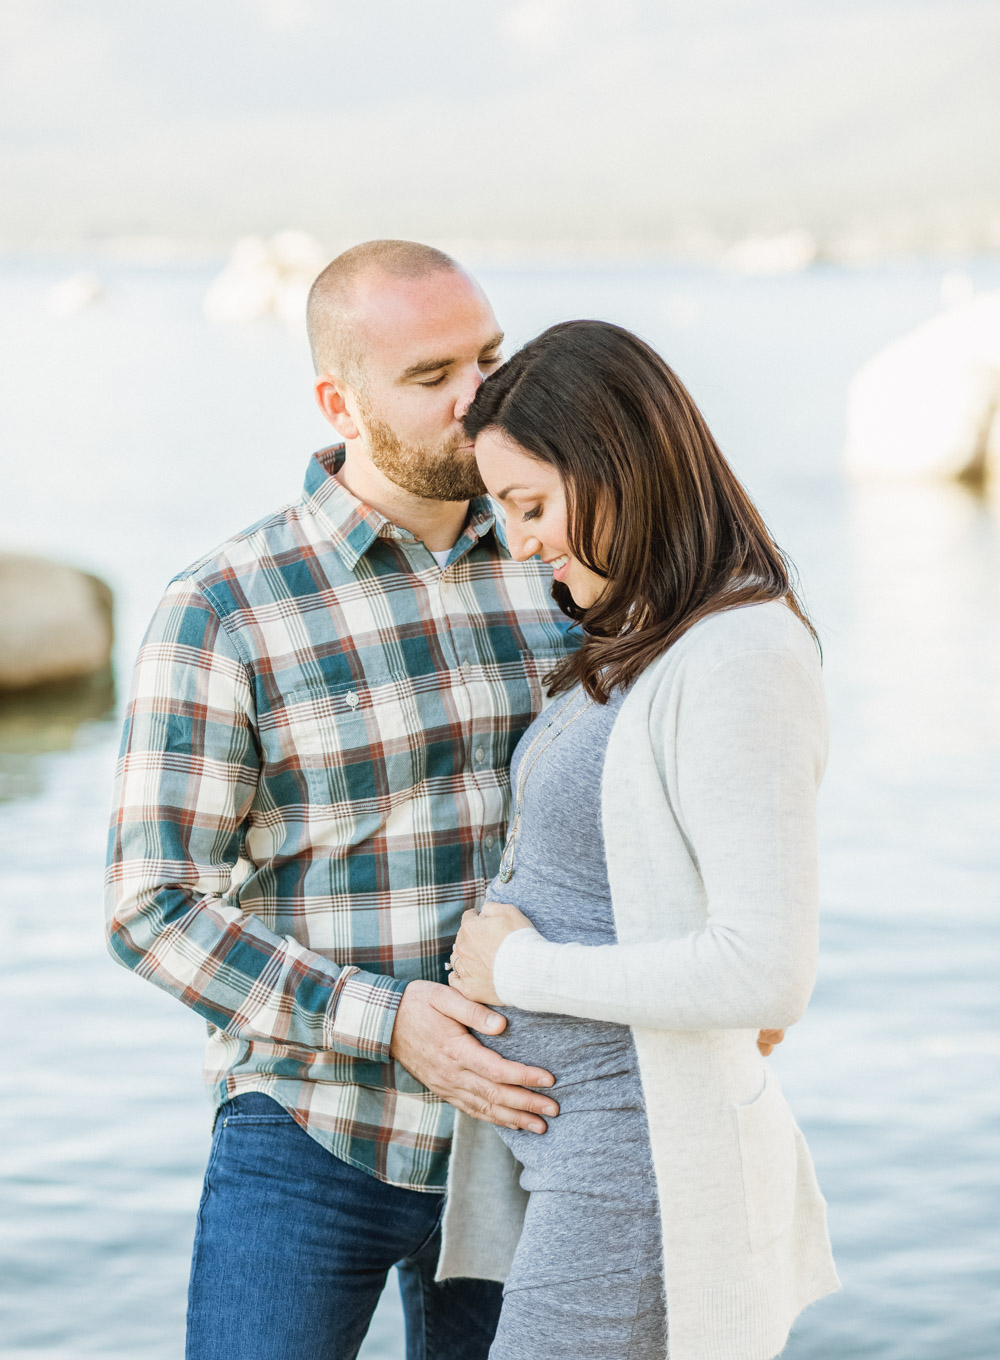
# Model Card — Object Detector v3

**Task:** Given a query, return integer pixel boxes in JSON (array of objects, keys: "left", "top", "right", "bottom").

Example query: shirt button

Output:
[
  {"left": 345, "top": 691, "right": 360, "bottom": 709},
  {"left": 474, "top": 746, "right": 485, "bottom": 763},
  {"left": 485, "top": 835, "right": 495, "bottom": 849}
]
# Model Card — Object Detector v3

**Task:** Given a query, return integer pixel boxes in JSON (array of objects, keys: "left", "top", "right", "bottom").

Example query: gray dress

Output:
[{"left": 479, "top": 686, "right": 667, "bottom": 1360}]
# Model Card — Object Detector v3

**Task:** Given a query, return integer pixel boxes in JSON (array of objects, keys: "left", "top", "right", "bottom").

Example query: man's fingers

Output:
[
  {"left": 481, "top": 1052, "right": 557, "bottom": 1093},
  {"left": 452, "top": 1032, "right": 555, "bottom": 1091},
  {"left": 474, "top": 1104, "right": 548, "bottom": 1134},
  {"left": 456, "top": 1086, "right": 553, "bottom": 1135},
  {"left": 393, "top": 980, "right": 558, "bottom": 1133},
  {"left": 466, "top": 1075, "right": 559, "bottom": 1120}
]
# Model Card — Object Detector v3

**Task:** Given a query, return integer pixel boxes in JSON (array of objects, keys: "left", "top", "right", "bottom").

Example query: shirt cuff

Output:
[
  {"left": 492, "top": 926, "right": 566, "bottom": 1011},
  {"left": 323, "top": 968, "right": 407, "bottom": 1061}
]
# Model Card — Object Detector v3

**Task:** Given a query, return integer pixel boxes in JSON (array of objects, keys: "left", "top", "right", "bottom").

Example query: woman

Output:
[{"left": 438, "top": 320, "right": 839, "bottom": 1360}]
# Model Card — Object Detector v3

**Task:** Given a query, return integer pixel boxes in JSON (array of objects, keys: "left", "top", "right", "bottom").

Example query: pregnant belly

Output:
[
  {"left": 481, "top": 1010, "right": 655, "bottom": 1203},
  {"left": 480, "top": 1008, "right": 639, "bottom": 1105}
]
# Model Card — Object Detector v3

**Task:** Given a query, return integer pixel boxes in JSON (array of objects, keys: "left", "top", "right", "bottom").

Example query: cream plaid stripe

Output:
[{"left": 105, "top": 445, "right": 576, "bottom": 1189}]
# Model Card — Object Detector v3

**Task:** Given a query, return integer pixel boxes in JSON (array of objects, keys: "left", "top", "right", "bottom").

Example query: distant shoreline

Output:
[{"left": 2, "top": 232, "right": 1000, "bottom": 274}]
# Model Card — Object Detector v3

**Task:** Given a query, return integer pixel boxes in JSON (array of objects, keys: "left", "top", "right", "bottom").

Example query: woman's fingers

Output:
[
  {"left": 447, "top": 973, "right": 489, "bottom": 1006},
  {"left": 479, "top": 899, "right": 533, "bottom": 929},
  {"left": 757, "top": 1028, "right": 785, "bottom": 1056},
  {"left": 447, "top": 965, "right": 499, "bottom": 1006}
]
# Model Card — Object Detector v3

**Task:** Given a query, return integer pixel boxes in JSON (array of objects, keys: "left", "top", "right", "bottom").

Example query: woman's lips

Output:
[{"left": 550, "top": 555, "right": 571, "bottom": 582}]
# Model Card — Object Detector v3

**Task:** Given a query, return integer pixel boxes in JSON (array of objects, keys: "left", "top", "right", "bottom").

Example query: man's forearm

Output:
[{"left": 106, "top": 877, "right": 406, "bottom": 1060}]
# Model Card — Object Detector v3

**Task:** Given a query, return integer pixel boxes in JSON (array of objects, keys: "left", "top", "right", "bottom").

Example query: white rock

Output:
[
  {"left": 0, "top": 554, "right": 113, "bottom": 689},
  {"left": 203, "top": 231, "right": 328, "bottom": 325},
  {"left": 269, "top": 229, "right": 327, "bottom": 275},
  {"left": 202, "top": 236, "right": 279, "bottom": 322},
  {"left": 940, "top": 270, "right": 974, "bottom": 310},
  {"left": 845, "top": 290, "right": 1000, "bottom": 482},
  {"left": 45, "top": 271, "right": 104, "bottom": 316},
  {"left": 723, "top": 230, "right": 818, "bottom": 276}
]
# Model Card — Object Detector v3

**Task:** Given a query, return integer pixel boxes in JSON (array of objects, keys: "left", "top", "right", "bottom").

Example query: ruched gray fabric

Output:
[{"left": 480, "top": 686, "right": 666, "bottom": 1359}]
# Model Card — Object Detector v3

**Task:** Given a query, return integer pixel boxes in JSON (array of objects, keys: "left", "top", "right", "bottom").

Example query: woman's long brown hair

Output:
[{"left": 465, "top": 319, "right": 817, "bottom": 703}]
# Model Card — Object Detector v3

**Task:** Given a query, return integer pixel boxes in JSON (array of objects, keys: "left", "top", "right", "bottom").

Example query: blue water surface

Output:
[{"left": 0, "top": 254, "right": 998, "bottom": 1358}]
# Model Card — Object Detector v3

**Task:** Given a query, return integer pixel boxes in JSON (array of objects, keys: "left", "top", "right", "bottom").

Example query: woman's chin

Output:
[{"left": 565, "top": 580, "right": 603, "bottom": 610}]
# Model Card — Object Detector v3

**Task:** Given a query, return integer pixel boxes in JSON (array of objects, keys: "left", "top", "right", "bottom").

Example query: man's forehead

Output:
[{"left": 352, "top": 269, "right": 499, "bottom": 370}]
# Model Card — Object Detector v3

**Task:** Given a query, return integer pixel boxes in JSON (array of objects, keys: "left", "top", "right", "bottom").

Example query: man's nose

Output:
[{"left": 454, "top": 368, "right": 484, "bottom": 422}]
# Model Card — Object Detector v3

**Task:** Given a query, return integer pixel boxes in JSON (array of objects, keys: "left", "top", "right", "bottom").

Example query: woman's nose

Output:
[{"left": 506, "top": 521, "right": 542, "bottom": 562}]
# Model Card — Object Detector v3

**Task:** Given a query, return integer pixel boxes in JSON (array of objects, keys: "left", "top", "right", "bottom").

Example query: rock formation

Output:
[
  {"left": 0, "top": 554, "right": 114, "bottom": 691},
  {"left": 845, "top": 290, "right": 1000, "bottom": 485},
  {"left": 203, "top": 230, "right": 328, "bottom": 326}
]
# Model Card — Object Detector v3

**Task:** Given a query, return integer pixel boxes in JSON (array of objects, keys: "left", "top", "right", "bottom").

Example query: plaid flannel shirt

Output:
[{"left": 105, "top": 446, "right": 577, "bottom": 1189}]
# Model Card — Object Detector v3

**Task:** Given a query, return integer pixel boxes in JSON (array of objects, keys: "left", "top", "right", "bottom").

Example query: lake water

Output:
[{"left": 1, "top": 254, "right": 998, "bottom": 1359}]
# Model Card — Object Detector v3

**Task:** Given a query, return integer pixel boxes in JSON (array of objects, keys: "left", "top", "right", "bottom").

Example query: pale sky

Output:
[{"left": 2, "top": 0, "right": 999, "bottom": 249}]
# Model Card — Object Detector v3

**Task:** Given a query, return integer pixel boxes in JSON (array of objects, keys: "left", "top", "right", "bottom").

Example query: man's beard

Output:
[{"left": 361, "top": 405, "right": 486, "bottom": 502}]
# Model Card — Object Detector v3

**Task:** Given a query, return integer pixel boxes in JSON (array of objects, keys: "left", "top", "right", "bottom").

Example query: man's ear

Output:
[{"left": 314, "top": 373, "right": 361, "bottom": 441}]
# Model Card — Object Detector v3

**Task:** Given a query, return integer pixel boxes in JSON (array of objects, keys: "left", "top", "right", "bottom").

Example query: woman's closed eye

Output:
[{"left": 522, "top": 506, "right": 541, "bottom": 522}]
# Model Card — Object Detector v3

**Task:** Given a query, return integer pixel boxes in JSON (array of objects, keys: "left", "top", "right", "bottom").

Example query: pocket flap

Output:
[{"left": 735, "top": 1068, "right": 798, "bottom": 1252}]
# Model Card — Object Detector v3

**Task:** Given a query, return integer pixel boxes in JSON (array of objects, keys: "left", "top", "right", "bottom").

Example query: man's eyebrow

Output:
[
  {"left": 397, "top": 332, "right": 505, "bottom": 383},
  {"left": 399, "top": 355, "right": 455, "bottom": 380}
]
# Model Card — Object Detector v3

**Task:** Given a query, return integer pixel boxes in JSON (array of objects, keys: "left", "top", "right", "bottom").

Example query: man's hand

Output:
[
  {"left": 757, "top": 1029, "right": 785, "bottom": 1057},
  {"left": 389, "top": 979, "right": 559, "bottom": 1134}
]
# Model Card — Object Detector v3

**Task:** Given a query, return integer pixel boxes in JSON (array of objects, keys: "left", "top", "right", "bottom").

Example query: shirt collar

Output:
[{"left": 303, "top": 445, "right": 498, "bottom": 572}]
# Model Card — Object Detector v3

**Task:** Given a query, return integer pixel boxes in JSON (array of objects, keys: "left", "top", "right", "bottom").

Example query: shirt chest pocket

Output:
[{"left": 273, "top": 674, "right": 424, "bottom": 805}]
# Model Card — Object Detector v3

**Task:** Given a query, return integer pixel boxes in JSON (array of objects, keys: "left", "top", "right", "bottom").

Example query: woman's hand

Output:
[
  {"left": 757, "top": 1029, "right": 785, "bottom": 1057},
  {"left": 448, "top": 901, "right": 534, "bottom": 1005},
  {"left": 449, "top": 905, "right": 787, "bottom": 1054}
]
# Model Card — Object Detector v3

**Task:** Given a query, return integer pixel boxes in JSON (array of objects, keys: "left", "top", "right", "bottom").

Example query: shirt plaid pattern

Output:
[{"left": 105, "top": 446, "right": 577, "bottom": 1190}]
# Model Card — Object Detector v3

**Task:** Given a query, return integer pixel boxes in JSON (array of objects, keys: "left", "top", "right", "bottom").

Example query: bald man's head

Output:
[{"left": 306, "top": 239, "right": 462, "bottom": 383}]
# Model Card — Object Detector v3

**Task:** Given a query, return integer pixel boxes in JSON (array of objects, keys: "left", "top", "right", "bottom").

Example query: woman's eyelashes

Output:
[{"left": 522, "top": 506, "right": 541, "bottom": 522}]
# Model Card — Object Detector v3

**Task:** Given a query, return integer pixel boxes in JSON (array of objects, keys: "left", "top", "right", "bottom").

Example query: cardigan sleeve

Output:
[{"left": 492, "top": 643, "right": 828, "bottom": 1030}]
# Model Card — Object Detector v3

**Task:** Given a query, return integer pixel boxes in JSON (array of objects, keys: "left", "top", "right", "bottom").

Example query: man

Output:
[
  {"left": 106, "top": 240, "right": 573, "bottom": 1360},
  {"left": 106, "top": 240, "right": 783, "bottom": 1359}
]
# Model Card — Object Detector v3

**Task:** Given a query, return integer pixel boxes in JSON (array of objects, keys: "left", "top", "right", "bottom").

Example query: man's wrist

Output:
[{"left": 323, "top": 968, "right": 407, "bottom": 1062}]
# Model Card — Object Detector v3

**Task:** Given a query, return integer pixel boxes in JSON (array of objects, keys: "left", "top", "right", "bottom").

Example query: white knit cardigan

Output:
[{"left": 436, "top": 601, "right": 840, "bottom": 1360}]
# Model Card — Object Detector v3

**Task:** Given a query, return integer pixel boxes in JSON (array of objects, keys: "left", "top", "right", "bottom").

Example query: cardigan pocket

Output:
[{"left": 734, "top": 1068, "right": 798, "bottom": 1253}]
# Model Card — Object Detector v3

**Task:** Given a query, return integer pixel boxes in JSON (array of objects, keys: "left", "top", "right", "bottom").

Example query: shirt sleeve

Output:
[
  {"left": 492, "top": 644, "right": 827, "bottom": 1031},
  {"left": 104, "top": 577, "right": 405, "bottom": 1061}
]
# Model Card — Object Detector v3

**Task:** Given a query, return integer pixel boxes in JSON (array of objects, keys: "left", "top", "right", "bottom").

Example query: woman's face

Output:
[{"left": 475, "top": 427, "right": 608, "bottom": 609}]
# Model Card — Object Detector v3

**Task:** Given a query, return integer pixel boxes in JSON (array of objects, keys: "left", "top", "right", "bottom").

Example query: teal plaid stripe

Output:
[{"left": 105, "top": 446, "right": 576, "bottom": 1189}]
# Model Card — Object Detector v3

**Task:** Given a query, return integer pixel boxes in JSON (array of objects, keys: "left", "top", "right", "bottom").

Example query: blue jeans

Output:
[{"left": 186, "top": 1093, "right": 503, "bottom": 1360}]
